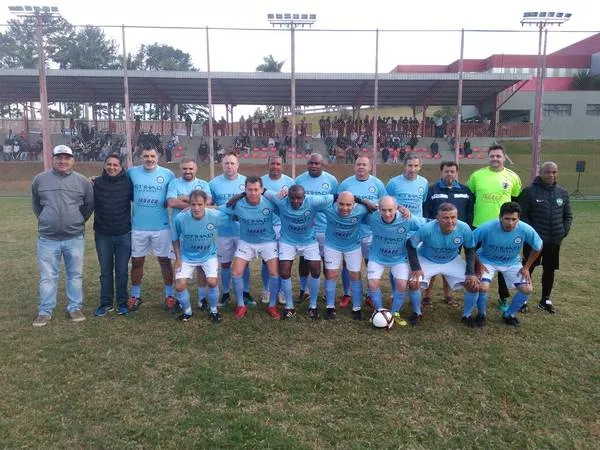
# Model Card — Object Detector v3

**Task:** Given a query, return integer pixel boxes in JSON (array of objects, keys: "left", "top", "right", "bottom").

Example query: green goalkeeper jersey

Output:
[{"left": 467, "top": 167, "right": 522, "bottom": 227}]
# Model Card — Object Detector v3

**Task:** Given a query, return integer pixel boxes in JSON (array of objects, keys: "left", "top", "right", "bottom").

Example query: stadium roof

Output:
[{"left": 0, "top": 69, "right": 529, "bottom": 106}]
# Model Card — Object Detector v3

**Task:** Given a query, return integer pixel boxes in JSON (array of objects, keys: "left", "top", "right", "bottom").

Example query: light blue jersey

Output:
[
  {"left": 411, "top": 220, "right": 475, "bottom": 264},
  {"left": 172, "top": 209, "right": 227, "bottom": 263},
  {"left": 323, "top": 203, "right": 369, "bottom": 252},
  {"left": 209, "top": 174, "right": 246, "bottom": 237},
  {"left": 221, "top": 197, "right": 277, "bottom": 243},
  {"left": 128, "top": 165, "right": 175, "bottom": 231},
  {"left": 367, "top": 213, "right": 425, "bottom": 265},
  {"left": 167, "top": 177, "right": 211, "bottom": 219},
  {"left": 339, "top": 175, "right": 386, "bottom": 238},
  {"left": 474, "top": 219, "right": 543, "bottom": 266},
  {"left": 386, "top": 174, "right": 429, "bottom": 217},
  {"left": 264, "top": 191, "right": 334, "bottom": 245},
  {"left": 261, "top": 174, "right": 294, "bottom": 227},
  {"left": 295, "top": 171, "right": 338, "bottom": 234}
]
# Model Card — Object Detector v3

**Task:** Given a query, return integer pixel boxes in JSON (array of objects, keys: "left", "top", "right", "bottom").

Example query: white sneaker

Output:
[
  {"left": 261, "top": 291, "right": 270, "bottom": 304},
  {"left": 278, "top": 292, "right": 286, "bottom": 305}
]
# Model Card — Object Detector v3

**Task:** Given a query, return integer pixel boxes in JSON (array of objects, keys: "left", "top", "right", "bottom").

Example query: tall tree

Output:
[
  {"left": 129, "top": 43, "right": 196, "bottom": 71},
  {"left": 54, "top": 26, "right": 119, "bottom": 69},
  {"left": 256, "top": 54, "right": 285, "bottom": 72}
]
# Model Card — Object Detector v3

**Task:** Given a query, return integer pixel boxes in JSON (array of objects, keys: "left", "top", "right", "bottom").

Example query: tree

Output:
[
  {"left": 256, "top": 54, "right": 285, "bottom": 72},
  {"left": 129, "top": 43, "right": 196, "bottom": 71},
  {"left": 433, "top": 106, "right": 457, "bottom": 122},
  {"left": 54, "top": 26, "right": 119, "bottom": 69},
  {"left": 571, "top": 70, "right": 600, "bottom": 90}
]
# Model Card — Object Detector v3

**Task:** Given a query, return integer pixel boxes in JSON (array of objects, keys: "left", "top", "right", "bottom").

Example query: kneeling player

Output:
[
  {"left": 172, "top": 190, "right": 224, "bottom": 323},
  {"left": 473, "top": 202, "right": 542, "bottom": 327}
]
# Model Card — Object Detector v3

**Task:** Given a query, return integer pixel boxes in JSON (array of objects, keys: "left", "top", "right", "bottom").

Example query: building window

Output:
[
  {"left": 543, "top": 104, "right": 572, "bottom": 117},
  {"left": 586, "top": 104, "right": 600, "bottom": 116}
]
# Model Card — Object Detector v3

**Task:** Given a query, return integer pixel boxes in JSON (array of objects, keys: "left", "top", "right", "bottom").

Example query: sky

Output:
[{"left": 1, "top": 0, "right": 599, "bottom": 119}]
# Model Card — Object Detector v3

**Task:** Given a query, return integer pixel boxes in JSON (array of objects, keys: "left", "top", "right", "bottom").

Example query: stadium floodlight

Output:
[
  {"left": 521, "top": 11, "right": 572, "bottom": 181},
  {"left": 9, "top": 5, "right": 61, "bottom": 171},
  {"left": 267, "top": 12, "right": 317, "bottom": 28}
]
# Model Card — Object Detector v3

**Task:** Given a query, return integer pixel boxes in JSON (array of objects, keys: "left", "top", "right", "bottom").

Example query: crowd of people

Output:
[{"left": 31, "top": 144, "right": 572, "bottom": 329}]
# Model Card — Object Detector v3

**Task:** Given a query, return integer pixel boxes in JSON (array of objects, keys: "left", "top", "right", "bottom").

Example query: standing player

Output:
[
  {"left": 260, "top": 155, "right": 294, "bottom": 304},
  {"left": 294, "top": 153, "right": 338, "bottom": 303},
  {"left": 386, "top": 153, "right": 429, "bottom": 217},
  {"left": 467, "top": 145, "right": 522, "bottom": 312},
  {"left": 127, "top": 147, "right": 176, "bottom": 311},
  {"left": 167, "top": 157, "right": 212, "bottom": 310},
  {"left": 473, "top": 202, "right": 543, "bottom": 327},
  {"left": 172, "top": 190, "right": 225, "bottom": 323},
  {"left": 208, "top": 153, "right": 251, "bottom": 306},
  {"left": 407, "top": 203, "right": 480, "bottom": 326}
]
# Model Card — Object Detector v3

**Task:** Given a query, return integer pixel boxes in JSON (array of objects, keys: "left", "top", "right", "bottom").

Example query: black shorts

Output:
[{"left": 523, "top": 242, "right": 560, "bottom": 271}]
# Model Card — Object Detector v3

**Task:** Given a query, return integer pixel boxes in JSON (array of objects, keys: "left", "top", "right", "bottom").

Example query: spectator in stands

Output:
[
  {"left": 184, "top": 114, "right": 192, "bottom": 137},
  {"left": 246, "top": 117, "right": 253, "bottom": 137},
  {"left": 430, "top": 140, "right": 439, "bottom": 157},
  {"left": 434, "top": 116, "right": 444, "bottom": 138},
  {"left": 382, "top": 146, "right": 390, "bottom": 163},
  {"left": 463, "top": 137, "right": 472, "bottom": 156}
]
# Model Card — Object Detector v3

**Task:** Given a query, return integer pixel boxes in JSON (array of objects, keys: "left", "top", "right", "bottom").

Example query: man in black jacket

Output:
[
  {"left": 93, "top": 154, "right": 133, "bottom": 316},
  {"left": 518, "top": 161, "right": 573, "bottom": 313}
]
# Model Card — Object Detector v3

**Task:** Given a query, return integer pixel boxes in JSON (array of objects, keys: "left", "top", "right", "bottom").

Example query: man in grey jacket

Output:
[{"left": 31, "top": 145, "right": 94, "bottom": 327}]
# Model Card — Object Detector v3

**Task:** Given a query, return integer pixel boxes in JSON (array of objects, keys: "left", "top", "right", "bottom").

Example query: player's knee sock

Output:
[
  {"left": 391, "top": 289, "right": 405, "bottom": 314},
  {"left": 208, "top": 286, "right": 219, "bottom": 313},
  {"left": 300, "top": 275, "right": 308, "bottom": 292},
  {"left": 409, "top": 289, "right": 422, "bottom": 315},
  {"left": 477, "top": 292, "right": 488, "bottom": 316},
  {"left": 221, "top": 267, "right": 231, "bottom": 294},
  {"left": 197, "top": 287, "right": 207, "bottom": 304},
  {"left": 281, "top": 277, "right": 293, "bottom": 309},
  {"left": 164, "top": 284, "right": 174, "bottom": 298},
  {"left": 342, "top": 267, "right": 351, "bottom": 296},
  {"left": 463, "top": 291, "right": 478, "bottom": 317},
  {"left": 175, "top": 289, "right": 191, "bottom": 315},
  {"left": 325, "top": 279, "right": 336, "bottom": 308},
  {"left": 261, "top": 263, "right": 269, "bottom": 293},
  {"left": 232, "top": 275, "right": 245, "bottom": 307},
  {"left": 131, "top": 284, "right": 141, "bottom": 298},
  {"left": 369, "top": 287, "right": 383, "bottom": 310},
  {"left": 309, "top": 275, "right": 320, "bottom": 309},
  {"left": 351, "top": 279, "right": 363, "bottom": 311},
  {"left": 505, "top": 291, "right": 528, "bottom": 317},
  {"left": 243, "top": 266, "right": 251, "bottom": 293},
  {"left": 268, "top": 276, "right": 280, "bottom": 307}
]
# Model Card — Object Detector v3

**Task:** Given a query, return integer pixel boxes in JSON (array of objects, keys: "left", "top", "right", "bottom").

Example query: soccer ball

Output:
[{"left": 370, "top": 309, "right": 394, "bottom": 330}]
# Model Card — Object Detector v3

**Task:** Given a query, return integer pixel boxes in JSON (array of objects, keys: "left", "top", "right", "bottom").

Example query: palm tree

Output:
[
  {"left": 256, "top": 54, "right": 285, "bottom": 72},
  {"left": 571, "top": 70, "right": 600, "bottom": 90}
]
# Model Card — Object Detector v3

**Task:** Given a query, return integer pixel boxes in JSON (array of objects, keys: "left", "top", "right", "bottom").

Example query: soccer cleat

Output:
[
  {"left": 178, "top": 312, "right": 193, "bottom": 322},
  {"left": 198, "top": 299, "right": 208, "bottom": 312},
  {"left": 352, "top": 309, "right": 364, "bottom": 321},
  {"left": 32, "top": 314, "right": 51, "bottom": 327},
  {"left": 265, "top": 305, "right": 280, "bottom": 319},
  {"left": 475, "top": 314, "right": 487, "bottom": 328},
  {"left": 325, "top": 307, "right": 336, "bottom": 320},
  {"left": 503, "top": 315, "right": 520, "bottom": 327},
  {"left": 68, "top": 310, "right": 86, "bottom": 323},
  {"left": 128, "top": 296, "right": 142, "bottom": 311},
  {"left": 365, "top": 295, "right": 374, "bottom": 310},
  {"left": 538, "top": 301, "right": 556, "bottom": 314},
  {"left": 392, "top": 312, "right": 408, "bottom": 326},
  {"left": 209, "top": 312, "right": 222, "bottom": 324},
  {"left": 519, "top": 302, "right": 529, "bottom": 313},
  {"left": 409, "top": 313, "right": 422, "bottom": 326},
  {"left": 166, "top": 296, "right": 177, "bottom": 311},
  {"left": 234, "top": 305, "right": 248, "bottom": 320},
  {"left": 296, "top": 291, "right": 309, "bottom": 305},
  {"left": 218, "top": 293, "right": 230, "bottom": 307},
  {"left": 422, "top": 296, "right": 433, "bottom": 307},
  {"left": 95, "top": 306, "right": 113, "bottom": 317},
  {"left": 497, "top": 297, "right": 509, "bottom": 313},
  {"left": 280, "top": 308, "right": 297, "bottom": 320},
  {"left": 116, "top": 306, "right": 129, "bottom": 315},
  {"left": 244, "top": 292, "right": 256, "bottom": 307},
  {"left": 444, "top": 296, "right": 459, "bottom": 306},
  {"left": 261, "top": 291, "right": 270, "bottom": 304},
  {"left": 338, "top": 294, "right": 351, "bottom": 308},
  {"left": 278, "top": 292, "right": 286, "bottom": 305},
  {"left": 307, "top": 308, "right": 320, "bottom": 320},
  {"left": 461, "top": 315, "right": 476, "bottom": 328}
]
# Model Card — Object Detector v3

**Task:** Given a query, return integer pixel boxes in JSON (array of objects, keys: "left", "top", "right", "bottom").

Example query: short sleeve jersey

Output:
[
  {"left": 411, "top": 220, "right": 475, "bottom": 264},
  {"left": 128, "top": 165, "right": 175, "bottom": 231},
  {"left": 221, "top": 197, "right": 277, "bottom": 243},
  {"left": 167, "top": 177, "right": 211, "bottom": 219},
  {"left": 474, "top": 219, "right": 543, "bottom": 266},
  {"left": 172, "top": 209, "right": 227, "bottom": 263},
  {"left": 467, "top": 167, "right": 522, "bottom": 227},
  {"left": 339, "top": 175, "right": 386, "bottom": 238},
  {"left": 294, "top": 171, "right": 338, "bottom": 234},
  {"left": 367, "top": 213, "right": 425, "bottom": 265},
  {"left": 386, "top": 174, "right": 429, "bottom": 217},
  {"left": 261, "top": 174, "right": 294, "bottom": 227},
  {"left": 209, "top": 174, "right": 246, "bottom": 237},
  {"left": 323, "top": 203, "right": 369, "bottom": 252}
]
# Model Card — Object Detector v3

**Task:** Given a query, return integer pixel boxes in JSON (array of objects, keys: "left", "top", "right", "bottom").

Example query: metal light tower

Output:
[
  {"left": 9, "top": 5, "right": 61, "bottom": 170},
  {"left": 267, "top": 13, "right": 316, "bottom": 178},
  {"left": 521, "top": 11, "right": 572, "bottom": 181}
]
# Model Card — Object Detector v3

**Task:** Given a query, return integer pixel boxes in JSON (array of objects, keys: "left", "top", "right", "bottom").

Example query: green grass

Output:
[{"left": 1, "top": 198, "right": 599, "bottom": 448}]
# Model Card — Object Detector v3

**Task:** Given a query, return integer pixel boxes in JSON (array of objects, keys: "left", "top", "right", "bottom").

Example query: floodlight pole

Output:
[
  {"left": 34, "top": 13, "right": 52, "bottom": 170},
  {"left": 290, "top": 24, "right": 297, "bottom": 178},
  {"left": 206, "top": 26, "right": 215, "bottom": 179},
  {"left": 454, "top": 28, "right": 464, "bottom": 164},
  {"left": 372, "top": 28, "right": 379, "bottom": 176},
  {"left": 121, "top": 25, "right": 133, "bottom": 168}
]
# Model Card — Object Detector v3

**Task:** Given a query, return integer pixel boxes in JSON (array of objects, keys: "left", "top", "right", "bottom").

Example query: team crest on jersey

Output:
[
  {"left": 239, "top": 184, "right": 244, "bottom": 191},
  {"left": 502, "top": 179, "right": 509, "bottom": 189},
  {"left": 418, "top": 187, "right": 424, "bottom": 194},
  {"left": 322, "top": 183, "right": 330, "bottom": 190},
  {"left": 453, "top": 237, "right": 462, "bottom": 244},
  {"left": 556, "top": 198, "right": 564, "bottom": 206},
  {"left": 368, "top": 186, "right": 376, "bottom": 193},
  {"left": 304, "top": 210, "right": 311, "bottom": 217},
  {"left": 156, "top": 176, "right": 165, "bottom": 184},
  {"left": 351, "top": 217, "right": 359, "bottom": 224},
  {"left": 206, "top": 223, "right": 215, "bottom": 231},
  {"left": 514, "top": 237, "right": 522, "bottom": 244},
  {"left": 262, "top": 208, "right": 271, "bottom": 216},
  {"left": 398, "top": 226, "right": 406, "bottom": 234}
]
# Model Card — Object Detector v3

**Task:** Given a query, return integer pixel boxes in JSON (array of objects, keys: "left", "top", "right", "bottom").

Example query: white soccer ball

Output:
[{"left": 370, "top": 309, "right": 394, "bottom": 330}]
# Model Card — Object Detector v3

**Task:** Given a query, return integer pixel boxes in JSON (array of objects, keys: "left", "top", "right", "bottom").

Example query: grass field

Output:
[{"left": 1, "top": 193, "right": 599, "bottom": 447}]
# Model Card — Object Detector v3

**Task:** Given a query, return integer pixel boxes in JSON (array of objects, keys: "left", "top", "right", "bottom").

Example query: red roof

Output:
[{"left": 551, "top": 33, "right": 600, "bottom": 56}]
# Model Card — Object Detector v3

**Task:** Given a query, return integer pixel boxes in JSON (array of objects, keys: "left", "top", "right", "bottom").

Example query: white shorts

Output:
[
  {"left": 324, "top": 246, "right": 362, "bottom": 272},
  {"left": 316, "top": 233, "right": 325, "bottom": 257},
  {"left": 418, "top": 255, "right": 467, "bottom": 290},
  {"left": 176, "top": 258, "right": 219, "bottom": 280},
  {"left": 367, "top": 260, "right": 409, "bottom": 280},
  {"left": 131, "top": 229, "right": 171, "bottom": 258},
  {"left": 274, "top": 224, "right": 281, "bottom": 241},
  {"left": 217, "top": 236, "right": 239, "bottom": 264},
  {"left": 279, "top": 241, "right": 321, "bottom": 261},
  {"left": 361, "top": 235, "right": 372, "bottom": 260},
  {"left": 481, "top": 263, "right": 528, "bottom": 288},
  {"left": 234, "top": 240, "right": 279, "bottom": 262}
]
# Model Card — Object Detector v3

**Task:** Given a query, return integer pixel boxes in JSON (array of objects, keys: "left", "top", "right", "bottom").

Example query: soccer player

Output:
[
  {"left": 407, "top": 203, "right": 480, "bottom": 326},
  {"left": 208, "top": 152, "right": 251, "bottom": 306},
  {"left": 386, "top": 153, "right": 429, "bottom": 217},
  {"left": 172, "top": 190, "right": 225, "bottom": 323},
  {"left": 366, "top": 196, "right": 425, "bottom": 326},
  {"left": 473, "top": 202, "right": 543, "bottom": 327},
  {"left": 167, "top": 158, "right": 212, "bottom": 310},
  {"left": 222, "top": 176, "right": 280, "bottom": 320},
  {"left": 294, "top": 153, "right": 338, "bottom": 302},
  {"left": 338, "top": 156, "right": 386, "bottom": 307},
  {"left": 260, "top": 155, "right": 293, "bottom": 304},
  {"left": 467, "top": 145, "right": 522, "bottom": 312},
  {"left": 127, "top": 147, "right": 176, "bottom": 312},
  {"left": 518, "top": 161, "right": 573, "bottom": 313}
]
